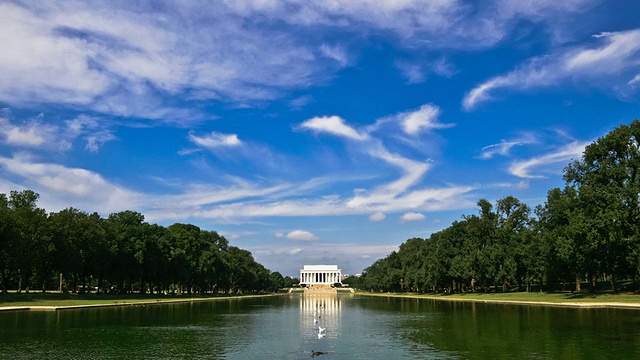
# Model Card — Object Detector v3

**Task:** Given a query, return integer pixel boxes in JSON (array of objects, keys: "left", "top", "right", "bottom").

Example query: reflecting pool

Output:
[{"left": 1, "top": 295, "right": 639, "bottom": 359}]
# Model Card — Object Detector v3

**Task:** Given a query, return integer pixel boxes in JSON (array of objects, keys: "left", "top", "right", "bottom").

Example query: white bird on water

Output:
[{"left": 318, "top": 326, "right": 326, "bottom": 335}]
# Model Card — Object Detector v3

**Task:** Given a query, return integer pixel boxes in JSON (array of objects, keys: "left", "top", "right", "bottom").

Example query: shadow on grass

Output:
[
  {"left": 0, "top": 291, "right": 276, "bottom": 306},
  {"left": 0, "top": 292, "right": 73, "bottom": 305},
  {"left": 435, "top": 291, "right": 616, "bottom": 299}
]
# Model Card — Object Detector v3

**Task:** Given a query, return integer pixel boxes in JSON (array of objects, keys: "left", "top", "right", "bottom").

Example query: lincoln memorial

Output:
[{"left": 299, "top": 265, "right": 342, "bottom": 286}]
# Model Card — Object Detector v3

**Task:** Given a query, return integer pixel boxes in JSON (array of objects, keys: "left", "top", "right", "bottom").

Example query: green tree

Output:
[
  {"left": 8, "top": 190, "right": 48, "bottom": 293},
  {"left": 462, "top": 199, "right": 497, "bottom": 292},
  {"left": 361, "top": 252, "right": 403, "bottom": 292},
  {"left": 536, "top": 187, "right": 588, "bottom": 291},
  {"left": 105, "top": 211, "right": 146, "bottom": 294},
  {"left": 495, "top": 196, "right": 532, "bottom": 292},
  {"left": 167, "top": 223, "right": 202, "bottom": 295},
  {"left": 269, "top": 271, "right": 285, "bottom": 291},
  {"left": 283, "top": 276, "right": 298, "bottom": 288},
  {"left": 48, "top": 208, "right": 86, "bottom": 292},
  {"left": 0, "top": 193, "right": 17, "bottom": 293},
  {"left": 564, "top": 120, "right": 640, "bottom": 291},
  {"left": 397, "top": 238, "right": 427, "bottom": 292}
]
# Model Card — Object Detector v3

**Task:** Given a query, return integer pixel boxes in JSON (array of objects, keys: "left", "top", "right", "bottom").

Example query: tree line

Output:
[
  {"left": 360, "top": 119, "right": 640, "bottom": 293},
  {"left": 0, "top": 192, "right": 285, "bottom": 294}
]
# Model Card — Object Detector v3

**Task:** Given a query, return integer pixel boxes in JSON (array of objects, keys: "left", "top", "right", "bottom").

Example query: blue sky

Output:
[{"left": 1, "top": 0, "right": 639, "bottom": 277}]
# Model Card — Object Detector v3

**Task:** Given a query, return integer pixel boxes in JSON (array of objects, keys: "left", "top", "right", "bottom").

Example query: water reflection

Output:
[
  {"left": 363, "top": 297, "right": 640, "bottom": 360},
  {"left": 1, "top": 295, "right": 640, "bottom": 359},
  {"left": 299, "top": 294, "right": 342, "bottom": 341}
]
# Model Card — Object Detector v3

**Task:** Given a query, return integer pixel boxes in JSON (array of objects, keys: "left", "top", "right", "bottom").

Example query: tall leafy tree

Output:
[
  {"left": 8, "top": 190, "right": 48, "bottom": 293},
  {"left": 536, "top": 187, "right": 589, "bottom": 291},
  {"left": 0, "top": 193, "right": 16, "bottom": 293},
  {"left": 397, "top": 238, "right": 427, "bottom": 292},
  {"left": 495, "top": 196, "right": 532, "bottom": 291},
  {"left": 105, "top": 211, "right": 146, "bottom": 293},
  {"left": 564, "top": 120, "right": 640, "bottom": 291},
  {"left": 48, "top": 208, "right": 86, "bottom": 292}
]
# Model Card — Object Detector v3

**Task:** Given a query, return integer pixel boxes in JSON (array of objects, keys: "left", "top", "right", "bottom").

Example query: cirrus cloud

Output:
[
  {"left": 396, "top": 104, "right": 454, "bottom": 135},
  {"left": 299, "top": 115, "right": 369, "bottom": 141},
  {"left": 463, "top": 29, "right": 640, "bottom": 110},
  {"left": 508, "top": 141, "right": 589, "bottom": 178}
]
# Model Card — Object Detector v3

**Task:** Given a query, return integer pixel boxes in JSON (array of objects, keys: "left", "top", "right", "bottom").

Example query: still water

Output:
[{"left": 1, "top": 294, "right": 639, "bottom": 359}]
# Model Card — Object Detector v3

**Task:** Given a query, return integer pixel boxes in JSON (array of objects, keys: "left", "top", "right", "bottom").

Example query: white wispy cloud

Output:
[
  {"left": 480, "top": 141, "right": 522, "bottom": 159},
  {"left": 401, "top": 212, "right": 426, "bottom": 222},
  {"left": 153, "top": 184, "right": 476, "bottom": 221},
  {"left": 0, "top": 114, "right": 114, "bottom": 152},
  {"left": 286, "top": 230, "right": 319, "bottom": 241},
  {"left": 479, "top": 134, "right": 537, "bottom": 159},
  {"left": 0, "top": 152, "right": 294, "bottom": 219},
  {"left": 395, "top": 104, "right": 454, "bottom": 136},
  {"left": 494, "top": 0, "right": 592, "bottom": 21},
  {"left": 156, "top": 181, "right": 290, "bottom": 210},
  {"left": 319, "top": 44, "right": 349, "bottom": 66},
  {"left": 295, "top": 108, "right": 472, "bottom": 215},
  {"left": 508, "top": 141, "right": 589, "bottom": 178},
  {"left": 177, "top": 148, "right": 202, "bottom": 156},
  {"left": 0, "top": 3, "right": 112, "bottom": 106},
  {"left": 369, "top": 211, "right": 386, "bottom": 221},
  {"left": 0, "top": 153, "right": 139, "bottom": 212},
  {"left": 0, "top": 102, "right": 479, "bottom": 226},
  {"left": 189, "top": 132, "right": 242, "bottom": 148},
  {"left": 0, "top": 115, "right": 67, "bottom": 150},
  {"left": 396, "top": 58, "right": 456, "bottom": 84},
  {"left": 346, "top": 145, "right": 433, "bottom": 208},
  {"left": 85, "top": 132, "right": 116, "bottom": 152},
  {"left": 396, "top": 61, "right": 427, "bottom": 84},
  {"left": 369, "top": 103, "right": 454, "bottom": 138},
  {"left": 65, "top": 115, "right": 115, "bottom": 152},
  {"left": 565, "top": 31, "right": 640, "bottom": 72},
  {"left": 299, "top": 116, "right": 369, "bottom": 141},
  {"left": 0, "top": 2, "right": 335, "bottom": 118},
  {"left": 463, "top": 29, "right": 640, "bottom": 110},
  {"left": 223, "top": 230, "right": 257, "bottom": 240},
  {"left": 0, "top": 148, "right": 477, "bottom": 228},
  {"left": 487, "top": 181, "right": 530, "bottom": 190},
  {"left": 0, "top": 1, "right": 594, "bottom": 119}
]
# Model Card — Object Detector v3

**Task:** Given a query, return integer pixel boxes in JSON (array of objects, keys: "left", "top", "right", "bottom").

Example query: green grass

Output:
[
  {"left": 0, "top": 291, "right": 278, "bottom": 308},
  {"left": 356, "top": 290, "right": 640, "bottom": 304},
  {"left": 4, "top": 290, "right": 640, "bottom": 309}
]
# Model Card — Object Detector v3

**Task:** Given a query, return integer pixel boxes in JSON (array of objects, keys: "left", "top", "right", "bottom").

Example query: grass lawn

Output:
[
  {"left": 356, "top": 290, "right": 640, "bottom": 304},
  {"left": 0, "top": 291, "right": 278, "bottom": 308},
  {"left": 3, "top": 290, "right": 640, "bottom": 309}
]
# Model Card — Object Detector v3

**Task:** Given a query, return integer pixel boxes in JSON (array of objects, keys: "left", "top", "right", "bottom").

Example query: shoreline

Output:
[
  {"left": 0, "top": 293, "right": 282, "bottom": 313},
  {"left": 3, "top": 291, "right": 640, "bottom": 312},
  {"left": 355, "top": 292, "right": 640, "bottom": 309}
]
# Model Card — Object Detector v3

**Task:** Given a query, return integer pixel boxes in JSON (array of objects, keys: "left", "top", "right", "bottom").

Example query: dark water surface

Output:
[{"left": 1, "top": 294, "right": 639, "bottom": 359}]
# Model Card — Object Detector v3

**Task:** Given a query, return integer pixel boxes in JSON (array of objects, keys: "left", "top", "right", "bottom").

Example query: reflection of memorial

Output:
[
  {"left": 300, "top": 293, "right": 342, "bottom": 315},
  {"left": 299, "top": 293, "right": 342, "bottom": 339}
]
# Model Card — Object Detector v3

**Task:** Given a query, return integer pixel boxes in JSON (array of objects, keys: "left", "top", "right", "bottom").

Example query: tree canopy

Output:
[
  {"left": 360, "top": 119, "right": 640, "bottom": 293},
  {"left": 0, "top": 193, "right": 282, "bottom": 294}
]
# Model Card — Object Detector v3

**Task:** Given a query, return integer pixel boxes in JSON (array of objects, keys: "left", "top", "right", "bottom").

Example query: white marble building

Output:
[{"left": 299, "top": 265, "right": 342, "bottom": 285}]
